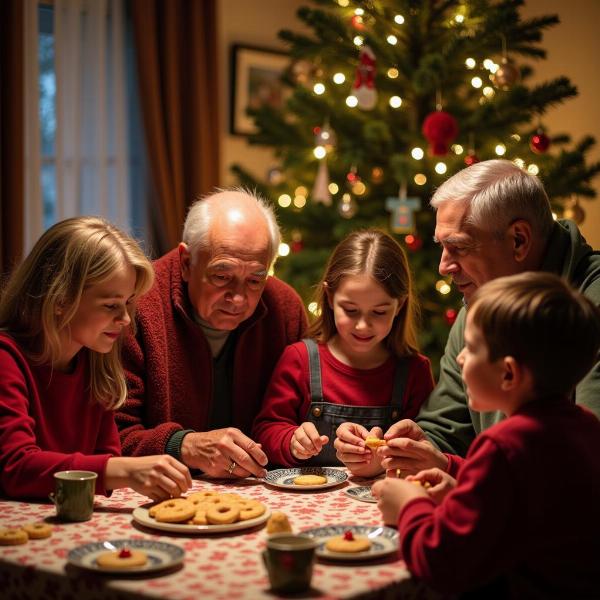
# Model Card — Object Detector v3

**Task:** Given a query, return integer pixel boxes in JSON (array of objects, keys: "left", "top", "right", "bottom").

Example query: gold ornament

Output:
[
  {"left": 563, "top": 198, "right": 585, "bottom": 225},
  {"left": 491, "top": 57, "right": 520, "bottom": 90}
]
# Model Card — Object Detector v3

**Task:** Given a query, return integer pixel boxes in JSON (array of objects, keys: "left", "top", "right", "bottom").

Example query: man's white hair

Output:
[
  {"left": 430, "top": 159, "right": 554, "bottom": 240},
  {"left": 182, "top": 187, "right": 281, "bottom": 268}
]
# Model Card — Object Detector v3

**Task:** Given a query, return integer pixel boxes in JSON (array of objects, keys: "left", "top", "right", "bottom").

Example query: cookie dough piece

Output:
[
  {"left": 364, "top": 437, "right": 386, "bottom": 449},
  {"left": 96, "top": 548, "right": 148, "bottom": 569},
  {"left": 266, "top": 511, "right": 292, "bottom": 534},
  {"left": 293, "top": 474, "right": 327, "bottom": 486},
  {"left": 0, "top": 528, "right": 28, "bottom": 545},
  {"left": 326, "top": 533, "right": 371, "bottom": 553},
  {"left": 23, "top": 522, "right": 53, "bottom": 539}
]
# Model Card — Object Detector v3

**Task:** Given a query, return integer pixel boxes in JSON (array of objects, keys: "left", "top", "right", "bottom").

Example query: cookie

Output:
[
  {"left": 293, "top": 474, "right": 327, "bottom": 486},
  {"left": 206, "top": 502, "right": 241, "bottom": 525},
  {"left": 266, "top": 511, "right": 292, "bottom": 534},
  {"left": 96, "top": 548, "right": 148, "bottom": 569},
  {"left": 365, "top": 437, "right": 386, "bottom": 449},
  {"left": 326, "top": 532, "right": 371, "bottom": 553},
  {"left": 0, "top": 528, "right": 28, "bottom": 546},
  {"left": 23, "top": 522, "right": 52, "bottom": 539},
  {"left": 237, "top": 499, "right": 266, "bottom": 521},
  {"left": 154, "top": 498, "right": 196, "bottom": 523}
]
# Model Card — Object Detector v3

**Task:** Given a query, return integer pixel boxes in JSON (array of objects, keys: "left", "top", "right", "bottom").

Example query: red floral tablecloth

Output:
[{"left": 0, "top": 474, "right": 441, "bottom": 600}]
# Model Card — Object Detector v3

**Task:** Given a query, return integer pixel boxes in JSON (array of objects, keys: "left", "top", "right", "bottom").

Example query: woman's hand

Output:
[
  {"left": 106, "top": 455, "right": 192, "bottom": 501},
  {"left": 290, "top": 422, "right": 328, "bottom": 460},
  {"left": 334, "top": 423, "right": 384, "bottom": 478}
]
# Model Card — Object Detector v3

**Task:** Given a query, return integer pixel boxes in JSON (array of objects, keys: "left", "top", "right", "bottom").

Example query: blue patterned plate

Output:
[
  {"left": 344, "top": 486, "right": 377, "bottom": 503},
  {"left": 301, "top": 525, "right": 398, "bottom": 561},
  {"left": 264, "top": 467, "right": 348, "bottom": 490},
  {"left": 68, "top": 539, "right": 184, "bottom": 574}
]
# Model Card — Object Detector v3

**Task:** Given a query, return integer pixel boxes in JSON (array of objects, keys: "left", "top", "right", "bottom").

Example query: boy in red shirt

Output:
[{"left": 373, "top": 272, "right": 600, "bottom": 598}]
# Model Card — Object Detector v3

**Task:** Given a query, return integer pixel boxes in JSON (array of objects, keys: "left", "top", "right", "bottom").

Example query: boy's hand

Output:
[
  {"left": 381, "top": 419, "right": 449, "bottom": 475},
  {"left": 290, "top": 422, "right": 328, "bottom": 460},
  {"left": 372, "top": 476, "right": 429, "bottom": 525},
  {"left": 334, "top": 424, "right": 385, "bottom": 478},
  {"left": 407, "top": 468, "right": 457, "bottom": 504}
]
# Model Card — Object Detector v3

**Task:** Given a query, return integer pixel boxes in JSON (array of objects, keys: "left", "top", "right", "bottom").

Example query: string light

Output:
[
  {"left": 353, "top": 35, "right": 364, "bottom": 46},
  {"left": 313, "top": 83, "right": 325, "bottom": 95},
  {"left": 278, "top": 194, "right": 292, "bottom": 208},
  {"left": 483, "top": 59, "right": 494, "bottom": 70},
  {"left": 333, "top": 72, "right": 345, "bottom": 84},
  {"left": 293, "top": 195, "right": 307, "bottom": 208},
  {"left": 454, "top": 14, "right": 464, "bottom": 23},
  {"left": 513, "top": 158, "right": 525, "bottom": 168},
  {"left": 387, "top": 68, "right": 399, "bottom": 79},
  {"left": 389, "top": 96, "right": 402, "bottom": 108},
  {"left": 328, "top": 182, "right": 339, "bottom": 194},
  {"left": 336, "top": 0, "right": 349, "bottom": 6},
  {"left": 295, "top": 186, "right": 308, "bottom": 196},
  {"left": 346, "top": 95, "right": 358, "bottom": 107},
  {"left": 314, "top": 146, "right": 326, "bottom": 159},
  {"left": 353, "top": 181, "right": 366, "bottom": 195},
  {"left": 471, "top": 76, "right": 483, "bottom": 88},
  {"left": 411, "top": 147, "right": 424, "bottom": 160},
  {"left": 387, "top": 35, "right": 398, "bottom": 45},
  {"left": 394, "top": 14, "right": 405, "bottom": 24},
  {"left": 278, "top": 243, "right": 290, "bottom": 257},
  {"left": 511, "top": 133, "right": 521, "bottom": 141},
  {"left": 465, "top": 58, "right": 476, "bottom": 69},
  {"left": 527, "top": 164, "right": 539, "bottom": 175},
  {"left": 489, "top": 63, "right": 500, "bottom": 73},
  {"left": 414, "top": 173, "right": 427, "bottom": 185},
  {"left": 435, "top": 162, "right": 447, "bottom": 174},
  {"left": 495, "top": 143, "right": 506, "bottom": 156},
  {"left": 452, "top": 144, "right": 464, "bottom": 155},
  {"left": 436, "top": 280, "right": 452, "bottom": 295},
  {"left": 482, "top": 86, "right": 495, "bottom": 98},
  {"left": 308, "top": 302, "right": 320, "bottom": 316},
  {"left": 354, "top": 8, "right": 364, "bottom": 15}
]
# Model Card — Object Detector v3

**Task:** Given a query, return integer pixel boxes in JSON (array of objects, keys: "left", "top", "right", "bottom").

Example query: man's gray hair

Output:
[
  {"left": 430, "top": 159, "right": 554, "bottom": 241},
  {"left": 182, "top": 188, "right": 281, "bottom": 267}
]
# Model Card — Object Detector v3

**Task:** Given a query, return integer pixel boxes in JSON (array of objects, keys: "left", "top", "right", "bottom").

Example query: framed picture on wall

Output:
[{"left": 230, "top": 45, "right": 289, "bottom": 136}]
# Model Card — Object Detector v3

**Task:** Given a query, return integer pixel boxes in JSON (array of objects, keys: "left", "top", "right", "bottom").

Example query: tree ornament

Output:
[
  {"left": 314, "top": 122, "right": 336, "bottom": 152},
  {"left": 291, "top": 230, "right": 304, "bottom": 253},
  {"left": 404, "top": 234, "right": 423, "bottom": 251},
  {"left": 291, "top": 59, "right": 314, "bottom": 86},
  {"left": 491, "top": 56, "right": 520, "bottom": 90},
  {"left": 422, "top": 110, "right": 459, "bottom": 156},
  {"left": 371, "top": 166, "right": 384, "bottom": 183},
  {"left": 338, "top": 194, "right": 358, "bottom": 219},
  {"left": 352, "top": 45, "right": 377, "bottom": 110},
  {"left": 563, "top": 198, "right": 585, "bottom": 225},
  {"left": 311, "top": 160, "right": 332, "bottom": 205},
  {"left": 445, "top": 308, "right": 458, "bottom": 326},
  {"left": 267, "top": 167, "right": 284, "bottom": 185},
  {"left": 386, "top": 185, "right": 421, "bottom": 233},
  {"left": 530, "top": 131, "right": 550, "bottom": 154},
  {"left": 464, "top": 152, "right": 480, "bottom": 166},
  {"left": 350, "top": 14, "right": 365, "bottom": 31}
]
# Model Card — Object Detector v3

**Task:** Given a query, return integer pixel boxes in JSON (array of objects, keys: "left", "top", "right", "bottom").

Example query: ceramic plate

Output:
[
  {"left": 264, "top": 467, "right": 348, "bottom": 490},
  {"left": 344, "top": 486, "right": 377, "bottom": 503},
  {"left": 68, "top": 539, "right": 184, "bottom": 574},
  {"left": 132, "top": 504, "right": 271, "bottom": 534},
  {"left": 301, "top": 525, "right": 398, "bottom": 561}
]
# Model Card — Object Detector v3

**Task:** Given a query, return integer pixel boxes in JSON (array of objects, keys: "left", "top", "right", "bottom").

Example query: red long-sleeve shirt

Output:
[
  {"left": 0, "top": 334, "right": 121, "bottom": 499},
  {"left": 253, "top": 341, "right": 434, "bottom": 466},
  {"left": 398, "top": 398, "right": 600, "bottom": 597}
]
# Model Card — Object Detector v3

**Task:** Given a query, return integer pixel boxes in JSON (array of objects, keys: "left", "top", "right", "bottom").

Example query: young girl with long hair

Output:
[
  {"left": 0, "top": 217, "right": 191, "bottom": 500},
  {"left": 253, "top": 229, "right": 434, "bottom": 476}
]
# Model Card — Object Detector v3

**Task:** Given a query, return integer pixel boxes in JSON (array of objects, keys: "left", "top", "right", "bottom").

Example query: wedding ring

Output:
[{"left": 227, "top": 461, "right": 237, "bottom": 475}]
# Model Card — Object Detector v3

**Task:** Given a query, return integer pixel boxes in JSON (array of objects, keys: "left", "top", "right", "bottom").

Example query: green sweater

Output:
[{"left": 417, "top": 220, "right": 600, "bottom": 456}]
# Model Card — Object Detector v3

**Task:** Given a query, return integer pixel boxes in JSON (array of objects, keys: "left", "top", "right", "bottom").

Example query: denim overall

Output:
[{"left": 302, "top": 339, "right": 408, "bottom": 466}]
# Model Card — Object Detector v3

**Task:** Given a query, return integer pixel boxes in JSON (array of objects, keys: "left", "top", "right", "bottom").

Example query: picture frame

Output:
[{"left": 230, "top": 45, "right": 289, "bottom": 136}]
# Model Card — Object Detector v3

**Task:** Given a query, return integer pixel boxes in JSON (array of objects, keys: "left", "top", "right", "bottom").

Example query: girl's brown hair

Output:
[
  {"left": 307, "top": 229, "right": 420, "bottom": 357},
  {"left": 0, "top": 216, "right": 154, "bottom": 409}
]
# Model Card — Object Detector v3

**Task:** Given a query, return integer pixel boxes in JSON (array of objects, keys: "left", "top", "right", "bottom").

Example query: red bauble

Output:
[
  {"left": 404, "top": 234, "right": 423, "bottom": 251},
  {"left": 530, "top": 132, "right": 550, "bottom": 154},
  {"left": 445, "top": 308, "right": 458, "bottom": 326},
  {"left": 291, "top": 240, "right": 304, "bottom": 253},
  {"left": 422, "top": 111, "right": 459, "bottom": 156},
  {"left": 464, "top": 152, "right": 480, "bottom": 166},
  {"left": 350, "top": 15, "right": 365, "bottom": 30}
]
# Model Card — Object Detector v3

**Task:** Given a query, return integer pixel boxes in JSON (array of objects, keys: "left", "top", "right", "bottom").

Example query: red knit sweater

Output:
[
  {"left": 117, "top": 249, "right": 308, "bottom": 456},
  {"left": 253, "top": 341, "right": 434, "bottom": 466},
  {"left": 398, "top": 398, "right": 600, "bottom": 597},
  {"left": 0, "top": 334, "right": 120, "bottom": 499}
]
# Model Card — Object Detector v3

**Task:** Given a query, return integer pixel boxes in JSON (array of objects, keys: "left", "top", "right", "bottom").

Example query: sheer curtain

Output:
[{"left": 53, "top": 0, "right": 130, "bottom": 230}]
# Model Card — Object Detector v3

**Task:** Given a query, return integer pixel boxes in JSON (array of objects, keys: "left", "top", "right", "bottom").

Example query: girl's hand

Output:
[
  {"left": 334, "top": 423, "right": 384, "bottom": 478},
  {"left": 290, "top": 422, "right": 328, "bottom": 460},
  {"left": 371, "top": 476, "right": 429, "bottom": 526},
  {"left": 106, "top": 455, "right": 192, "bottom": 501},
  {"left": 406, "top": 468, "right": 457, "bottom": 504}
]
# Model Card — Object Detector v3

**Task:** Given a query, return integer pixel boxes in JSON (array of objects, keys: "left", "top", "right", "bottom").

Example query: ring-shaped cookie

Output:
[
  {"left": 0, "top": 528, "right": 28, "bottom": 546},
  {"left": 238, "top": 500, "right": 266, "bottom": 521},
  {"left": 206, "top": 502, "right": 241, "bottom": 525},
  {"left": 23, "top": 522, "right": 52, "bottom": 539},
  {"left": 154, "top": 498, "right": 196, "bottom": 523}
]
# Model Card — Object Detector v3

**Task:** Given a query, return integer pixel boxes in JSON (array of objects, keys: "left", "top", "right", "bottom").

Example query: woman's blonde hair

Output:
[
  {"left": 307, "top": 229, "right": 420, "bottom": 357},
  {"left": 0, "top": 216, "right": 154, "bottom": 409}
]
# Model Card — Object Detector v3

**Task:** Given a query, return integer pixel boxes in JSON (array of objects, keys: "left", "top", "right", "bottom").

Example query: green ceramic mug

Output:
[
  {"left": 262, "top": 533, "right": 317, "bottom": 594},
  {"left": 50, "top": 470, "right": 97, "bottom": 522}
]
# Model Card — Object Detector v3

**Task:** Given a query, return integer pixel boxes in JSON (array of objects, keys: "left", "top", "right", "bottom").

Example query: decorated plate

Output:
[
  {"left": 132, "top": 504, "right": 271, "bottom": 534},
  {"left": 301, "top": 525, "right": 398, "bottom": 561},
  {"left": 264, "top": 467, "right": 348, "bottom": 490},
  {"left": 344, "top": 486, "right": 377, "bottom": 503},
  {"left": 68, "top": 539, "right": 184, "bottom": 574}
]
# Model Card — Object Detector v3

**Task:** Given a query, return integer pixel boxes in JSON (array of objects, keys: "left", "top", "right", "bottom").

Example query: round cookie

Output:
[
  {"left": 326, "top": 533, "right": 371, "bottom": 553},
  {"left": 293, "top": 474, "right": 327, "bottom": 486},
  {"left": 96, "top": 548, "right": 148, "bottom": 569},
  {"left": 206, "top": 502, "right": 241, "bottom": 525},
  {"left": 238, "top": 499, "right": 266, "bottom": 521},
  {"left": 0, "top": 528, "right": 28, "bottom": 546},
  {"left": 154, "top": 498, "right": 196, "bottom": 523},
  {"left": 23, "top": 522, "right": 52, "bottom": 539}
]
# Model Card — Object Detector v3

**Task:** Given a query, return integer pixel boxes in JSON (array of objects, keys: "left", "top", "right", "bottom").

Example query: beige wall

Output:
[{"left": 218, "top": 0, "right": 600, "bottom": 246}]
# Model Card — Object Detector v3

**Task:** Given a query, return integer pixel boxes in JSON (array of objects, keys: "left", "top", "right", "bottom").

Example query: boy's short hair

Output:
[{"left": 469, "top": 272, "right": 600, "bottom": 397}]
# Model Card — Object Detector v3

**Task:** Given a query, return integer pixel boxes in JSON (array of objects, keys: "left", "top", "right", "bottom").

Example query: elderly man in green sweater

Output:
[{"left": 338, "top": 159, "right": 600, "bottom": 475}]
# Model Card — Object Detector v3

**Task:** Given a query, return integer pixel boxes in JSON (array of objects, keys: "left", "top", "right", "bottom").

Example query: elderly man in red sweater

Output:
[{"left": 116, "top": 189, "right": 307, "bottom": 479}]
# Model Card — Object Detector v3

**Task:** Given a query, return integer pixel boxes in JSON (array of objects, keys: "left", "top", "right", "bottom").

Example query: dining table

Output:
[{"left": 0, "top": 469, "right": 444, "bottom": 600}]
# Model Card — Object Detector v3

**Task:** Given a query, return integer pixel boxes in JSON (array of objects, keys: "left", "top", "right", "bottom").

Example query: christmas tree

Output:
[{"left": 232, "top": 0, "right": 600, "bottom": 374}]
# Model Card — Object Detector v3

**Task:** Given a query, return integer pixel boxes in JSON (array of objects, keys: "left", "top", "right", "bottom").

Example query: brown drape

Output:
[
  {"left": 0, "top": 1, "right": 25, "bottom": 275},
  {"left": 131, "top": 0, "right": 220, "bottom": 254}
]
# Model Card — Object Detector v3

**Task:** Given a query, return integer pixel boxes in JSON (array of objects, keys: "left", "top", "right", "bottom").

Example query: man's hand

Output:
[
  {"left": 406, "top": 468, "right": 457, "bottom": 504},
  {"left": 371, "top": 476, "right": 429, "bottom": 526},
  {"left": 381, "top": 419, "right": 449, "bottom": 476},
  {"left": 180, "top": 428, "right": 268, "bottom": 478},
  {"left": 290, "top": 422, "right": 328, "bottom": 460},
  {"left": 334, "top": 423, "right": 385, "bottom": 478}
]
